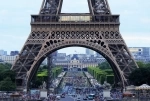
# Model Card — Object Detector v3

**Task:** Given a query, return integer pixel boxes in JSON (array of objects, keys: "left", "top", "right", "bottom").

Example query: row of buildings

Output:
[
  {"left": 0, "top": 50, "right": 19, "bottom": 64},
  {"left": 52, "top": 53, "right": 105, "bottom": 69},
  {"left": 0, "top": 50, "right": 19, "bottom": 56},
  {"left": 52, "top": 47, "right": 150, "bottom": 69},
  {"left": 86, "top": 47, "right": 150, "bottom": 58},
  {"left": 0, "top": 47, "right": 150, "bottom": 67}
]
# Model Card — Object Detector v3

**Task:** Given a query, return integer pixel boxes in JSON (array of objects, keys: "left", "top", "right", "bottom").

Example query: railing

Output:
[{"left": 31, "top": 14, "right": 119, "bottom": 24}]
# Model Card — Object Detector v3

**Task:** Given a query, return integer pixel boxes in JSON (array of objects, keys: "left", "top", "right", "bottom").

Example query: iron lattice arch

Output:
[{"left": 11, "top": 0, "right": 138, "bottom": 90}]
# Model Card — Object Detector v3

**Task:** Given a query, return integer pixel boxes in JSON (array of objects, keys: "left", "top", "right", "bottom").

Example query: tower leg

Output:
[{"left": 47, "top": 54, "right": 53, "bottom": 94}]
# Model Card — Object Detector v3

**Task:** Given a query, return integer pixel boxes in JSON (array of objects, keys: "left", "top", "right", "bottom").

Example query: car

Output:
[
  {"left": 68, "top": 93, "right": 72, "bottom": 96},
  {"left": 76, "top": 97, "right": 81, "bottom": 101},
  {"left": 88, "top": 94, "right": 95, "bottom": 100},
  {"left": 56, "top": 95, "right": 61, "bottom": 100},
  {"left": 104, "top": 97, "right": 113, "bottom": 101},
  {"left": 61, "top": 94, "right": 65, "bottom": 98},
  {"left": 83, "top": 96, "right": 88, "bottom": 100},
  {"left": 72, "top": 94, "right": 77, "bottom": 98}
]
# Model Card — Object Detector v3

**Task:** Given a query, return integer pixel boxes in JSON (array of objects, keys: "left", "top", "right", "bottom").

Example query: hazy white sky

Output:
[{"left": 0, "top": 0, "right": 150, "bottom": 55}]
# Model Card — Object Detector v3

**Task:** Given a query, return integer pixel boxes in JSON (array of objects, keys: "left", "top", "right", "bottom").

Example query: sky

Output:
[{"left": 0, "top": 0, "right": 150, "bottom": 55}]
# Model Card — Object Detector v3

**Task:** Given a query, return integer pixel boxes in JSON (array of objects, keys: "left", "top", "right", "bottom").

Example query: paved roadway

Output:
[
  {"left": 56, "top": 71, "right": 111, "bottom": 101},
  {"left": 58, "top": 95, "right": 74, "bottom": 101},
  {"left": 58, "top": 95, "right": 95, "bottom": 101},
  {"left": 56, "top": 90, "right": 111, "bottom": 101}
]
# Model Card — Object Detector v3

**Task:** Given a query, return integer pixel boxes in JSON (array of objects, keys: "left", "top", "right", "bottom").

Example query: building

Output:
[
  {"left": 69, "top": 54, "right": 81, "bottom": 69},
  {"left": 129, "top": 47, "right": 150, "bottom": 56},
  {"left": 77, "top": 54, "right": 87, "bottom": 59},
  {"left": 0, "top": 50, "right": 7, "bottom": 56},
  {"left": 10, "top": 51, "right": 19, "bottom": 56},
  {"left": 0, "top": 55, "right": 18, "bottom": 64},
  {"left": 57, "top": 53, "right": 66, "bottom": 57},
  {"left": 53, "top": 54, "right": 106, "bottom": 70},
  {"left": 86, "top": 49, "right": 94, "bottom": 56},
  {"left": 129, "top": 47, "right": 150, "bottom": 57},
  {"left": 129, "top": 47, "right": 143, "bottom": 57},
  {"left": 142, "top": 47, "right": 150, "bottom": 57},
  {"left": 0, "top": 59, "right": 4, "bottom": 63},
  {"left": 4, "top": 51, "right": 7, "bottom": 55},
  {"left": 128, "top": 47, "right": 150, "bottom": 63}
]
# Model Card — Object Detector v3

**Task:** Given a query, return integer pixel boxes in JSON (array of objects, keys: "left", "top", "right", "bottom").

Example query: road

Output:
[
  {"left": 56, "top": 71, "right": 111, "bottom": 101},
  {"left": 59, "top": 95, "right": 74, "bottom": 101},
  {"left": 58, "top": 95, "right": 95, "bottom": 101}
]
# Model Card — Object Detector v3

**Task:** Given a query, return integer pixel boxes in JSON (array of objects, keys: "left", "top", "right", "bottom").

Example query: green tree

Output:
[
  {"left": 30, "top": 66, "right": 62, "bottom": 89},
  {"left": 98, "top": 62, "right": 111, "bottom": 70},
  {"left": 31, "top": 76, "right": 45, "bottom": 88},
  {"left": 136, "top": 61, "right": 145, "bottom": 68},
  {"left": 0, "top": 64, "right": 14, "bottom": 81},
  {"left": 129, "top": 68, "right": 150, "bottom": 86},
  {"left": 0, "top": 63, "right": 12, "bottom": 70},
  {"left": 144, "top": 63, "right": 150, "bottom": 68},
  {"left": 0, "top": 64, "right": 6, "bottom": 72},
  {"left": 42, "top": 65, "right": 48, "bottom": 69},
  {"left": 0, "top": 70, "right": 16, "bottom": 82},
  {"left": 0, "top": 77, "right": 16, "bottom": 91}
]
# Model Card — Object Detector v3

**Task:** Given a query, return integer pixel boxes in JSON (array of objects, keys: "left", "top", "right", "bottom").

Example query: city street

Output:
[
  {"left": 58, "top": 95, "right": 74, "bottom": 101},
  {"left": 57, "top": 95, "right": 94, "bottom": 101},
  {"left": 55, "top": 71, "right": 110, "bottom": 101}
]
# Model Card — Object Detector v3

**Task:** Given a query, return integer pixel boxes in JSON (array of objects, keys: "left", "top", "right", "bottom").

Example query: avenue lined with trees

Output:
[
  {"left": 88, "top": 61, "right": 150, "bottom": 86},
  {"left": 87, "top": 62, "right": 114, "bottom": 85},
  {"left": 0, "top": 63, "right": 62, "bottom": 91},
  {"left": 0, "top": 61, "right": 150, "bottom": 91},
  {"left": 30, "top": 66, "right": 62, "bottom": 88}
]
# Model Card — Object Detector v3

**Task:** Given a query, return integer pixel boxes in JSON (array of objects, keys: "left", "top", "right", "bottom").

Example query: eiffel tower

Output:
[{"left": 11, "top": 0, "right": 138, "bottom": 90}]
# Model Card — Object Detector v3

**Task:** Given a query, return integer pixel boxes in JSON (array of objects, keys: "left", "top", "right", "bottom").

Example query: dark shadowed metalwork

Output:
[
  {"left": 47, "top": 54, "right": 53, "bottom": 92},
  {"left": 11, "top": 0, "right": 138, "bottom": 90}
]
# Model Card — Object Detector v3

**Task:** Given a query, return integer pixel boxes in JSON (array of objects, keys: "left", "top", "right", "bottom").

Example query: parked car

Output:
[
  {"left": 104, "top": 97, "right": 113, "bottom": 101},
  {"left": 88, "top": 94, "right": 95, "bottom": 100},
  {"left": 83, "top": 96, "right": 88, "bottom": 100},
  {"left": 77, "top": 97, "right": 81, "bottom": 101},
  {"left": 56, "top": 95, "right": 61, "bottom": 100},
  {"left": 61, "top": 94, "right": 65, "bottom": 98}
]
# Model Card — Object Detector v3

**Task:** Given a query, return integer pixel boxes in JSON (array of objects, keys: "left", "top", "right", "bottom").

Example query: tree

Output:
[
  {"left": 136, "top": 61, "right": 145, "bottom": 68},
  {"left": 0, "top": 63, "right": 12, "bottom": 71},
  {"left": 98, "top": 62, "right": 111, "bottom": 70},
  {"left": 42, "top": 65, "right": 48, "bottom": 69},
  {"left": 31, "top": 76, "right": 44, "bottom": 88},
  {"left": 144, "top": 63, "right": 150, "bottom": 68},
  {"left": 129, "top": 68, "right": 150, "bottom": 86},
  {"left": 0, "top": 64, "right": 6, "bottom": 72},
  {"left": 0, "top": 77, "right": 16, "bottom": 91},
  {"left": 0, "top": 64, "right": 15, "bottom": 81},
  {"left": 0, "top": 70, "right": 16, "bottom": 82},
  {"left": 30, "top": 66, "right": 62, "bottom": 89}
]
